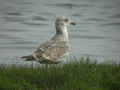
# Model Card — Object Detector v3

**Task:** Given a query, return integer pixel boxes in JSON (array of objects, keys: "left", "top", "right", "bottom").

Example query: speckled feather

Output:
[{"left": 21, "top": 16, "right": 75, "bottom": 64}]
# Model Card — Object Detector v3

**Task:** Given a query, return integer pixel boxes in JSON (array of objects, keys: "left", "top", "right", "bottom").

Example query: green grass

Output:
[{"left": 0, "top": 58, "right": 120, "bottom": 90}]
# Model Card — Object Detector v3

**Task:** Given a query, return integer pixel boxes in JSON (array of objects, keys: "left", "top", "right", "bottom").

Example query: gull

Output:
[{"left": 21, "top": 16, "right": 75, "bottom": 64}]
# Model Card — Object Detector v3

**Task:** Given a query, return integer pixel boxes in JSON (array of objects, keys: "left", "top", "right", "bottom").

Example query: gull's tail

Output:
[{"left": 21, "top": 55, "right": 34, "bottom": 61}]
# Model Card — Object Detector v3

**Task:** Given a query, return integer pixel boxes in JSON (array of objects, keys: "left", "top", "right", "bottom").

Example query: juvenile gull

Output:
[{"left": 21, "top": 16, "right": 75, "bottom": 64}]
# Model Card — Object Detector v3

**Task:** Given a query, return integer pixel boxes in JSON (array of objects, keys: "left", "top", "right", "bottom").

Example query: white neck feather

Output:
[
  {"left": 52, "top": 24, "right": 69, "bottom": 42},
  {"left": 56, "top": 25, "right": 69, "bottom": 41},
  {"left": 62, "top": 26, "right": 69, "bottom": 41}
]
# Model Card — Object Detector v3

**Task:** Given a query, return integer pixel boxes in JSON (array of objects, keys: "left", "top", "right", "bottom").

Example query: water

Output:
[{"left": 0, "top": 0, "right": 120, "bottom": 64}]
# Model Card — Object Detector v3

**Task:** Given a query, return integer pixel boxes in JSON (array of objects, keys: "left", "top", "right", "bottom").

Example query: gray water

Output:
[{"left": 0, "top": 0, "right": 120, "bottom": 64}]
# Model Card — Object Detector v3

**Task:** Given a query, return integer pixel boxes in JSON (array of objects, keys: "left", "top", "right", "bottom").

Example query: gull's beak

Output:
[{"left": 70, "top": 22, "right": 76, "bottom": 25}]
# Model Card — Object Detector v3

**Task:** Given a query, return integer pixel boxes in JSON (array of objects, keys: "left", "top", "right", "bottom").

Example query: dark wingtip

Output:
[{"left": 21, "top": 55, "right": 34, "bottom": 60}]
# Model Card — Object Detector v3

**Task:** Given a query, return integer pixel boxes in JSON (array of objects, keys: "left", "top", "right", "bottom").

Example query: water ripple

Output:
[
  {"left": 22, "top": 21, "right": 48, "bottom": 26},
  {"left": 9, "top": 41, "right": 34, "bottom": 45},
  {"left": 72, "top": 13, "right": 83, "bottom": 17},
  {"left": 101, "top": 22, "right": 120, "bottom": 26},
  {"left": 0, "top": 46, "right": 35, "bottom": 50},
  {"left": 100, "top": 5, "right": 113, "bottom": 9},
  {"left": 3, "top": 16, "right": 25, "bottom": 22},
  {"left": 108, "top": 14, "right": 120, "bottom": 18},
  {"left": 71, "top": 35, "right": 111, "bottom": 40},
  {"left": 32, "top": 16, "right": 48, "bottom": 21},
  {"left": 84, "top": 18, "right": 107, "bottom": 22},
  {"left": 46, "top": 3, "right": 94, "bottom": 9},
  {"left": 2, "top": 29, "right": 25, "bottom": 33},
  {"left": 5, "top": 12, "right": 22, "bottom": 16},
  {"left": 0, "top": 34, "right": 20, "bottom": 40}
]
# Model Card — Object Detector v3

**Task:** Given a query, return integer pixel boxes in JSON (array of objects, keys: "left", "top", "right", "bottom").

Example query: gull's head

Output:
[{"left": 55, "top": 16, "right": 76, "bottom": 26}]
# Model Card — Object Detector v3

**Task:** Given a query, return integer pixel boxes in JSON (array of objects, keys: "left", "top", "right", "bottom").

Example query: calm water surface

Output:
[{"left": 0, "top": 0, "right": 120, "bottom": 64}]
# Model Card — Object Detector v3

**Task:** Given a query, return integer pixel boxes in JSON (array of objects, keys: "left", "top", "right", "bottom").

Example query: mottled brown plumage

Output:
[{"left": 21, "top": 16, "right": 75, "bottom": 64}]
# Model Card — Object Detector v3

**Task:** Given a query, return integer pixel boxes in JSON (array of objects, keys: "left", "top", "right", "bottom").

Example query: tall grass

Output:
[{"left": 0, "top": 58, "right": 120, "bottom": 90}]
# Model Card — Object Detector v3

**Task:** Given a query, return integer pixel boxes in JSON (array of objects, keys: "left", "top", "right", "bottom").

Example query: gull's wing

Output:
[{"left": 33, "top": 40, "right": 69, "bottom": 61}]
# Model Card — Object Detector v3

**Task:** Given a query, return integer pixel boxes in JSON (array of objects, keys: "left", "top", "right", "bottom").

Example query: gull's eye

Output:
[{"left": 64, "top": 18, "right": 69, "bottom": 22}]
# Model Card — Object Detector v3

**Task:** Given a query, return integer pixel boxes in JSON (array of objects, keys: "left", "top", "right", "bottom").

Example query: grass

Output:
[{"left": 0, "top": 58, "right": 120, "bottom": 90}]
